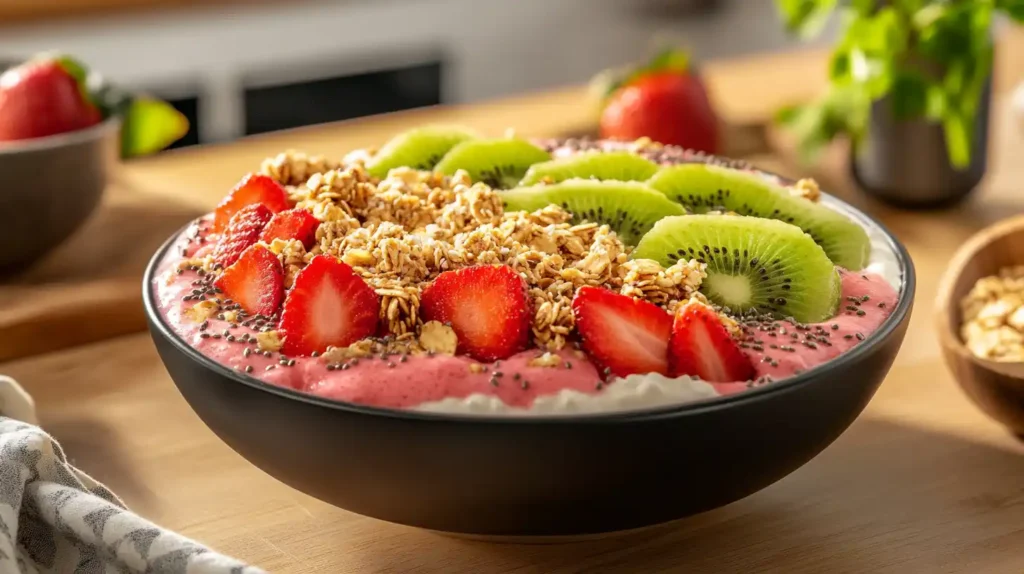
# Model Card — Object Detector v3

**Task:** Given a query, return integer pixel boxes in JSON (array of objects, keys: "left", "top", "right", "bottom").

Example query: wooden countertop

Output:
[{"left": 5, "top": 32, "right": 1024, "bottom": 573}]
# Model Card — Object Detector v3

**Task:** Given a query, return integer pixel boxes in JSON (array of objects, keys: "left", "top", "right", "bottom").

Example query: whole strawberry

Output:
[
  {"left": 595, "top": 49, "right": 719, "bottom": 154},
  {"left": 0, "top": 59, "right": 101, "bottom": 141}
]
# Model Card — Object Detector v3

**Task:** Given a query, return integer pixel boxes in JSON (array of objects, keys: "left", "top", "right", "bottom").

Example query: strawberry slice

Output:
[
  {"left": 668, "top": 301, "right": 755, "bottom": 382},
  {"left": 212, "top": 203, "right": 273, "bottom": 268},
  {"left": 571, "top": 286, "right": 672, "bottom": 378},
  {"left": 279, "top": 256, "right": 379, "bottom": 356},
  {"left": 213, "top": 244, "right": 284, "bottom": 317},
  {"left": 259, "top": 208, "right": 320, "bottom": 249},
  {"left": 420, "top": 265, "right": 531, "bottom": 361},
  {"left": 213, "top": 173, "right": 289, "bottom": 232}
]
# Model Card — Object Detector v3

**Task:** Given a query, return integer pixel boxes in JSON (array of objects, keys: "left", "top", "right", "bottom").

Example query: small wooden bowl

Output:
[{"left": 936, "top": 215, "right": 1024, "bottom": 435}]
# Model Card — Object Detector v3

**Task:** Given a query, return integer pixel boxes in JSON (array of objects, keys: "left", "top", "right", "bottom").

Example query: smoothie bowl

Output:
[{"left": 144, "top": 127, "right": 914, "bottom": 536}]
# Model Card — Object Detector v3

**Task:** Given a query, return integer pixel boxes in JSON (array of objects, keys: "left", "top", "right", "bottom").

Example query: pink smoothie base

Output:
[{"left": 154, "top": 223, "right": 899, "bottom": 412}]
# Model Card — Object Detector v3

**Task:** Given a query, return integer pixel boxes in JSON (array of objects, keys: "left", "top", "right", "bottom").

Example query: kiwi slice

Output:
[
  {"left": 518, "top": 151, "right": 660, "bottom": 186},
  {"left": 366, "top": 126, "right": 477, "bottom": 178},
  {"left": 434, "top": 139, "right": 551, "bottom": 189},
  {"left": 633, "top": 215, "right": 840, "bottom": 323},
  {"left": 646, "top": 164, "right": 870, "bottom": 270},
  {"left": 501, "top": 180, "right": 686, "bottom": 245}
]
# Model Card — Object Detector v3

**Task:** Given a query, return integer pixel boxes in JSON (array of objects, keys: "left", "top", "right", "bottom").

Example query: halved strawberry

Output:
[
  {"left": 259, "top": 208, "right": 320, "bottom": 249},
  {"left": 213, "top": 244, "right": 284, "bottom": 317},
  {"left": 668, "top": 301, "right": 755, "bottom": 382},
  {"left": 420, "top": 265, "right": 531, "bottom": 362},
  {"left": 571, "top": 286, "right": 672, "bottom": 378},
  {"left": 212, "top": 203, "right": 273, "bottom": 268},
  {"left": 213, "top": 173, "right": 289, "bottom": 232},
  {"left": 279, "top": 255, "right": 379, "bottom": 356}
]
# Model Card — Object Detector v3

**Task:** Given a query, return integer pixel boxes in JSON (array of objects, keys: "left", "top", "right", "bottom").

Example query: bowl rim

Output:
[
  {"left": 0, "top": 115, "right": 120, "bottom": 155},
  {"left": 143, "top": 173, "right": 916, "bottom": 425},
  {"left": 934, "top": 214, "right": 1024, "bottom": 380}
]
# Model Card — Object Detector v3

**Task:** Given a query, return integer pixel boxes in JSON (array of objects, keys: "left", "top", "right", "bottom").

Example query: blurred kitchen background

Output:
[{"left": 0, "top": 0, "right": 835, "bottom": 151}]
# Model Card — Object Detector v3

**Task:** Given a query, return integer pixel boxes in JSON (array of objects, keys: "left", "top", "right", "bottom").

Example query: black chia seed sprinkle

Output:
[
  {"left": 565, "top": 361, "right": 573, "bottom": 369},
  {"left": 326, "top": 364, "right": 336, "bottom": 371},
  {"left": 595, "top": 382, "right": 604, "bottom": 390},
  {"left": 266, "top": 365, "right": 276, "bottom": 371},
  {"left": 200, "top": 333, "right": 210, "bottom": 339},
  {"left": 856, "top": 310, "right": 866, "bottom": 316},
  {"left": 244, "top": 365, "right": 253, "bottom": 374},
  {"left": 387, "top": 362, "right": 395, "bottom": 369},
  {"left": 341, "top": 363, "right": 351, "bottom": 370},
  {"left": 855, "top": 332, "right": 865, "bottom": 341},
  {"left": 844, "top": 334, "right": 854, "bottom": 340},
  {"left": 521, "top": 380, "right": 530, "bottom": 390},
  {"left": 878, "top": 302, "right": 887, "bottom": 308},
  {"left": 513, "top": 373, "right": 521, "bottom": 380},
  {"left": 211, "top": 334, "right": 221, "bottom": 340}
]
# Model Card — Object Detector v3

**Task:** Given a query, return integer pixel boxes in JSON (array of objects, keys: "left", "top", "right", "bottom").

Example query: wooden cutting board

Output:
[{"left": 0, "top": 172, "right": 205, "bottom": 361}]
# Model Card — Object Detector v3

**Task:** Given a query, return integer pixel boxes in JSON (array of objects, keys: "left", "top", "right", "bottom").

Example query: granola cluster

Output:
[
  {"left": 241, "top": 151, "right": 706, "bottom": 352},
  {"left": 960, "top": 266, "right": 1024, "bottom": 361}
]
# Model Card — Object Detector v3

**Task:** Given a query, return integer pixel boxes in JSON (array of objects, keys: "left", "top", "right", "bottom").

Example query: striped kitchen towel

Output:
[{"left": 0, "top": 375, "right": 265, "bottom": 574}]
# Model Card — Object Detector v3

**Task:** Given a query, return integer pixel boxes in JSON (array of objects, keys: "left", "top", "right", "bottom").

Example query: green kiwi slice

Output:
[
  {"left": 518, "top": 151, "right": 660, "bottom": 186},
  {"left": 633, "top": 214, "right": 841, "bottom": 323},
  {"left": 366, "top": 126, "right": 477, "bottom": 178},
  {"left": 434, "top": 139, "right": 551, "bottom": 189},
  {"left": 501, "top": 180, "right": 686, "bottom": 245},
  {"left": 646, "top": 164, "right": 870, "bottom": 270}
]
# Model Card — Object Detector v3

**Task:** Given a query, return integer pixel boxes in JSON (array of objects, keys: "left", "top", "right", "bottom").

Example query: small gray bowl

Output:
[{"left": 0, "top": 116, "right": 119, "bottom": 272}]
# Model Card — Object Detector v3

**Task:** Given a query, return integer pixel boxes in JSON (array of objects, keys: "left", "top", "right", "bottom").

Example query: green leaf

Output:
[
  {"left": 775, "top": 0, "right": 839, "bottom": 39},
  {"left": 645, "top": 48, "right": 690, "bottom": 75},
  {"left": 589, "top": 48, "right": 691, "bottom": 102},
  {"left": 52, "top": 54, "right": 89, "bottom": 86},
  {"left": 829, "top": 50, "right": 851, "bottom": 82},
  {"left": 996, "top": 0, "right": 1024, "bottom": 21},
  {"left": 890, "top": 71, "right": 928, "bottom": 119},
  {"left": 851, "top": 0, "right": 875, "bottom": 16},
  {"left": 120, "top": 97, "right": 189, "bottom": 158},
  {"left": 943, "top": 111, "right": 972, "bottom": 170},
  {"left": 925, "top": 85, "right": 948, "bottom": 119}
]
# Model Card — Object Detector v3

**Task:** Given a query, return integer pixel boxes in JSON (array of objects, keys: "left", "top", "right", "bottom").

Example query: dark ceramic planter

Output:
[
  {"left": 142, "top": 186, "right": 916, "bottom": 538},
  {"left": 852, "top": 75, "right": 992, "bottom": 209}
]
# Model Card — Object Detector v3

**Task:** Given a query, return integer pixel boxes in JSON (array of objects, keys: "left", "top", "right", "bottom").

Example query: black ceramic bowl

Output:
[
  {"left": 144, "top": 191, "right": 914, "bottom": 537},
  {"left": 0, "top": 117, "right": 118, "bottom": 271}
]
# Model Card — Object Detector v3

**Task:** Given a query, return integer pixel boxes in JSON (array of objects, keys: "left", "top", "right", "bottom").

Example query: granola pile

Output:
[
  {"left": 960, "top": 265, "right": 1024, "bottom": 361},
  {"left": 181, "top": 149, "right": 707, "bottom": 356}
]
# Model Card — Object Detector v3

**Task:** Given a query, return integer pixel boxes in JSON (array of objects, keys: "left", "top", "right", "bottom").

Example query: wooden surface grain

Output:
[
  {"left": 0, "top": 0, "right": 267, "bottom": 27},
  {"left": 4, "top": 29, "right": 1024, "bottom": 573}
]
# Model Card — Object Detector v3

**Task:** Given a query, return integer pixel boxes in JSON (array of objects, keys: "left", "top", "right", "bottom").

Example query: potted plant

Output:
[{"left": 775, "top": 0, "right": 1024, "bottom": 208}]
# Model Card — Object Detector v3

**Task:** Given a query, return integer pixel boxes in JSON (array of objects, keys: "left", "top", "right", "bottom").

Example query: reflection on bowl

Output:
[{"left": 142, "top": 181, "right": 915, "bottom": 538}]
